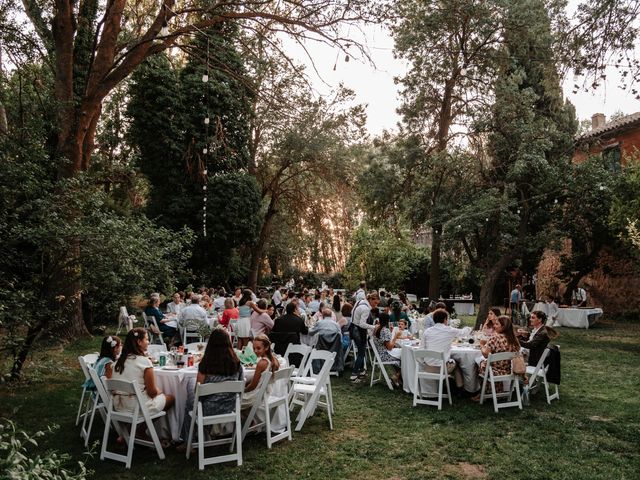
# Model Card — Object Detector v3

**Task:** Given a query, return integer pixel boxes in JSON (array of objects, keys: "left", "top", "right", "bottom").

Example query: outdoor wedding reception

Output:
[{"left": 1, "top": 1, "right": 639, "bottom": 480}]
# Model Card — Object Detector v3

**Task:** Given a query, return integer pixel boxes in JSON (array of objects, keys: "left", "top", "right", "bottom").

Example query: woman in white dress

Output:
[{"left": 108, "top": 328, "right": 175, "bottom": 415}]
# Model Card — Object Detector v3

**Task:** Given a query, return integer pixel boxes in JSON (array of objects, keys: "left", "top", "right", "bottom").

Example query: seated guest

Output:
[
  {"left": 144, "top": 296, "right": 178, "bottom": 341},
  {"left": 213, "top": 289, "right": 227, "bottom": 311},
  {"left": 270, "top": 302, "right": 308, "bottom": 359},
  {"left": 481, "top": 307, "right": 501, "bottom": 335},
  {"left": 220, "top": 298, "right": 239, "bottom": 329},
  {"left": 313, "top": 302, "right": 337, "bottom": 323},
  {"left": 179, "top": 294, "right": 208, "bottom": 324},
  {"left": 177, "top": 329, "right": 243, "bottom": 450},
  {"left": 516, "top": 310, "right": 558, "bottom": 366},
  {"left": 242, "top": 335, "right": 279, "bottom": 409},
  {"left": 250, "top": 299, "right": 275, "bottom": 337},
  {"left": 373, "top": 313, "right": 403, "bottom": 387},
  {"left": 232, "top": 287, "right": 242, "bottom": 306},
  {"left": 308, "top": 293, "right": 321, "bottom": 314},
  {"left": 309, "top": 308, "right": 342, "bottom": 337},
  {"left": 267, "top": 305, "right": 276, "bottom": 319},
  {"left": 473, "top": 315, "right": 520, "bottom": 401},
  {"left": 423, "top": 302, "right": 447, "bottom": 330},
  {"left": 108, "top": 328, "right": 174, "bottom": 422},
  {"left": 340, "top": 302, "right": 353, "bottom": 352},
  {"left": 166, "top": 293, "right": 184, "bottom": 314},
  {"left": 394, "top": 319, "right": 412, "bottom": 340},
  {"left": 389, "top": 300, "right": 410, "bottom": 327},
  {"left": 84, "top": 336, "right": 121, "bottom": 390},
  {"left": 421, "top": 309, "right": 470, "bottom": 389}
]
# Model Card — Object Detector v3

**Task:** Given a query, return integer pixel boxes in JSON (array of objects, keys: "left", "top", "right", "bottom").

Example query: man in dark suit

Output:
[
  {"left": 517, "top": 310, "right": 553, "bottom": 366},
  {"left": 269, "top": 302, "right": 309, "bottom": 358}
]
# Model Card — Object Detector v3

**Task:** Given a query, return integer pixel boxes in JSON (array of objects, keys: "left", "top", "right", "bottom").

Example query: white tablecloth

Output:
[
  {"left": 153, "top": 359, "right": 288, "bottom": 441},
  {"left": 401, "top": 344, "right": 481, "bottom": 394},
  {"left": 453, "top": 301, "right": 475, "bottom": 316},
  {"left": 555, "top": 308, "right": 603, "bottom": 329}
]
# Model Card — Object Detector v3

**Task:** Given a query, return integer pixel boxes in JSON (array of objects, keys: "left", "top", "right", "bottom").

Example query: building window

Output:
[{"left": 602, "top": 144, "right": 621, "bottom": 173}]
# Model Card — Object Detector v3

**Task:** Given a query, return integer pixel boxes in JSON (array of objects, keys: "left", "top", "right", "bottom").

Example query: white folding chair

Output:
[
  {"left": 283, "top": 343, "right": 312, "bottom": 377},
  {"left": 525, "top": 347, "right": 559, "bottom": 404},
  {"left": 264, "top": 366, "right": 294, "bottom": 448},
  {"left": 76, "top": 353, "right": 99, "bottom": 426},
  {"left": 142, "top": 312, "right": 165, "bottom": 345},
  {"left": 289, "top": 350, "right": 335, "bottom": 431},
  {"left": 479, "top": 352, "right": 523, "bottom": 413},
  {"left": 81, "top": 366, "right": 125, "bottom": 447},
  {"left": 116, "top": 306, "right": 134, "bottom": 336},
  {"left": 240, "top": 370, "right": 273, "bottom": 441},
  {"left": 181, "top": 319, "right": 204, "bottom": 345},
  {"left": 368, "top": 336, "right": 395, "bottom": 391},
  {"left": 185, "top": 381, "right": 244, "bottom": 470},
  {"left": 100, "top": 379, "right": 166, "bottom": 469},
  {"left": 411, "top": 349, "right": 452, "bottom": 410}
]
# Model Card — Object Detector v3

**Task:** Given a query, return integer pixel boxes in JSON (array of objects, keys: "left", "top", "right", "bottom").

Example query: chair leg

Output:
[
  {"left": 100, "top": 409, "right": 112, "bottom": 461},
  {"left": 445, "top": 376, "right": 452, "bottom": 405},
  {"left": 146, "top": 418, "right": 165, "bottom": 460},
  {"left": 198, "top": 415, "right": 205, "bottom": 470},
  {"left": 236, "top": 413, "right": 243, "bottom": 466},
  {"left": 76, "top": 387, "right": 88, "bottom": 425},
  {"left": 186, "top": 412, "right": 195, "bottom": 459},
  {"left": 515, "top": 378, "right": 523, "bottom": 410},
  {"left": 125, "top": 419, "right": 136, "bottom": 469}
]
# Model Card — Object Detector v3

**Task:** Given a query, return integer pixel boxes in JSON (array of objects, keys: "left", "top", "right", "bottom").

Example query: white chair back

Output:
[
  {"left": 76, "top": 354, "right": 98, "bottom": 426},
  {"left": 241, "top": 370, "right": 273, "bottom": 441},
  {"left": 524, "top": 347, "right": 559, "bottom": 404},
  {"left": 185, "top": 342, "right": 207, "bottom": 353},
  {"left": 264, "top": 366, "right": 294, "bottom": 448},
  {"left": 284, "top": 343, "right": 312, "bottom": 376},
  {"left": 100, "top": 379, "right": 166, "bottom": 468},
  {"left": 185, "top": 381, "right": 244, "bottom": 469},
  {"left": 411, "top": 349, "right": 452, "bottom": 410},
  {"left": 290, "top": 351, "right": 335, "bottom": 432},
  {"left": 479, "top": 351, "right": 523, "bottom": 413},
  {"left": 368, "top": 336, "right": 394, "bottom": 390}
]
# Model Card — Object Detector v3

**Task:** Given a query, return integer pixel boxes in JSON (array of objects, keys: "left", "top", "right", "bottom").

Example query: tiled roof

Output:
[{"left": 577, "top": 111, "right": 640, "bottom": 141}]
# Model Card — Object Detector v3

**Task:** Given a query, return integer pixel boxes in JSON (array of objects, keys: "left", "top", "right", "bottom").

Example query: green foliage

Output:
[
  {"left": 343, "top": 223, "right": 428, "bottom": 290},
  {"left": 127, "top": 26, "right": 261, "bottom": 285},
  {"left": 0, "top": 419, "right": 91, "bottom": 479}
]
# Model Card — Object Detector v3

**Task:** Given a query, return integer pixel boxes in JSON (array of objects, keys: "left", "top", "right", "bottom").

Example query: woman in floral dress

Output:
[{"left": 473, "top": 315, "right": 520, "bottom": 400}]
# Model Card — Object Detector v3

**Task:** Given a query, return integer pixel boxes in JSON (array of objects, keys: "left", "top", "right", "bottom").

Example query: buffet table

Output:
[{"left": 555, "top": 308, "right": 603, "bottom": 329}]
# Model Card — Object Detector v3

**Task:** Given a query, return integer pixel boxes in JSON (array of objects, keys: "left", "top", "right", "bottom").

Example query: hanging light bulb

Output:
[
  {"left": 203, "top": 148, "right": 208, "bottom": 154},
  {"left": 160, "top": 20, "right": 169, "bottom": 37},
  {"left": 345, "top": 54, "right": 350, "bottom": 62},
  {"left": 202, "top": 74, "right": 209, "bottom": 83},
  {"left": 599, "top": 184, "right": 605, "bottom": 191},
  {"left": 204, "top": 117, "right": 210, "bottom": 125},
  {"left": 554, "top": 198, "right": 558, "bottom": 204},
  {"left": 203, "top": 185, "right": 207, "bottom": 191},
  {"left": 485, "top": 218, "right": 489, "bottom": 222},
  {"left": 460, "top": 68, "right": 467, "bottom": 76},
  {"left": 203, "top": 169, "right": 208, "bottom": 175},
  {"left": 517, "top": 208, "right": 521, "bottom": 214}
]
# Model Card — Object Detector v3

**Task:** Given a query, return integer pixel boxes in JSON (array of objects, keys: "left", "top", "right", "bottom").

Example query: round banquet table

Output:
[
  {"left": 153, "top": 357, "right": 288, "bottom": 442},
  {"left": 401, "top": 344, "right": 482, "bottom": 395}
]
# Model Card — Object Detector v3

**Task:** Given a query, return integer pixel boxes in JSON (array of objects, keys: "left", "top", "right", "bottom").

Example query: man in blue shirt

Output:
[{"left": 510, "top": 284, "right": 522, "bottom": 324}]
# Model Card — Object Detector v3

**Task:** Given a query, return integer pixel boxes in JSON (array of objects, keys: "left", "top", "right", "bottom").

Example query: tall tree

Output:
[
  {"left": 456, "top": 0, "right": 577, "bottom": 328},
  {"left": 391, "top": 0, "right": 500, "bottom": 300},
  {"left": 2, "top": 0, "right": 382, "bottom": 336}
]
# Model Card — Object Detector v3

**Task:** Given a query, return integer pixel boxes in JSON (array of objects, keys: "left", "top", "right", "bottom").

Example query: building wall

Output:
[{"left": 573, "top": 127, "right": 640, "bottom": 165}]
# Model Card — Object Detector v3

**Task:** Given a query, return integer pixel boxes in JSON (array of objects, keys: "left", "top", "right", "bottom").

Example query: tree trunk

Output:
[
  {"left": 428, "top": 226, "right": 442, "bottom": 300},
  {"left": 475, "top": 254, "right": 513, "bottom": 329},
  {"left": 248, "top": 198, "right": 277, "bottom": 290},
  {"left": 10, "top": 323, "right": 45, "bottom": 381}
]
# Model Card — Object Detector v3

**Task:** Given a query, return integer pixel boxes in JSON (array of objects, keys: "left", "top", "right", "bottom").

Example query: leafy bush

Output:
[{"left": 0, "top": 419, "right": 91, "bottom": 479}]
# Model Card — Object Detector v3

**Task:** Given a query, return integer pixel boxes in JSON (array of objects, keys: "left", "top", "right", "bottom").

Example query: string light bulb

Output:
[
  {"left": 204, "top": 117, "right": 210, "bottom": 125},
  {"left": 202, "top": 74, "right": 208, "bottom": 83},
  {"left": 160, "top": 20, "right": 169, "bottom": 37},
  {"left": 203, "top": 185, "right": 207, "bottom": 191},
  {"left": 203, "top": 169, "right": 208, "bottom": 175},
  {"left": 203, "top": 148, "right": 208, "bottom": 154}
]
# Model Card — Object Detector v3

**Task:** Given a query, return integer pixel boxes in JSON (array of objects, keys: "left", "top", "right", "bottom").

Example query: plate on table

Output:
[{"left": 161, "top": 365, "right": 179, "bottom": 370}]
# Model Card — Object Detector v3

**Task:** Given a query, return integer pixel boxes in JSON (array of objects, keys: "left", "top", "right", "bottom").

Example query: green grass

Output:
[{"left": 1, "top": 319, "right": 639, "bottom": 479}]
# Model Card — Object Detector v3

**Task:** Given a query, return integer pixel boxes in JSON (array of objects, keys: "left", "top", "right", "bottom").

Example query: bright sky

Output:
[{"left": 284, "top": 25, "right": 640, "bottom": 136}]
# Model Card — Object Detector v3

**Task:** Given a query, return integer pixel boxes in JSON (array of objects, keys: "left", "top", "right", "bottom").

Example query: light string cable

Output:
[{"left": 203, "top": 36, "right": 210, "bottom": 238}]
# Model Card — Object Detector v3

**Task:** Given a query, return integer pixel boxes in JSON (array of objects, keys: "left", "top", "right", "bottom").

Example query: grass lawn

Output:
[{"left": 1, "top": 318, "right": 639, "bottom": 480}]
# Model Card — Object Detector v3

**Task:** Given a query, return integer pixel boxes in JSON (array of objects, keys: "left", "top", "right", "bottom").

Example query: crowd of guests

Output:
[{"left": 95, "top": 281, "right": 559, "bottom": 450}]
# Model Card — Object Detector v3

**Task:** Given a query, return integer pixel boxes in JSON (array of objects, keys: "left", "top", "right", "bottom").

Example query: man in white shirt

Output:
[
  {"left": 166, "top": 293, "right": 184, "bottom": 314},
  {"left": 350, "top": 292, "right": 379, "bottom": 382},
  {"left": 308, "top": 293, "right": 321, "bottom": 314},
  {"left": 420, "top": 309, "right": 471, "bottom": 390},
  {"left": 213, "top": 289, "right": 226, "bottom": 311},
  {"left": 178, "top": 294, "right": 208, "bottom": 325},
  {"left": 272, "top": 285, "right": 283, "bottom": 307}
]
